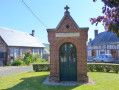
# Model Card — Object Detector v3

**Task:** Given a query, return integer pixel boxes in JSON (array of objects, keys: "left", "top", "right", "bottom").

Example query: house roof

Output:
[
  {"left": 0, "top": 27, "right": 45, "bottom": 48},
  {"left": 89, "top": 31, "right": 119, "bottom": 46}
]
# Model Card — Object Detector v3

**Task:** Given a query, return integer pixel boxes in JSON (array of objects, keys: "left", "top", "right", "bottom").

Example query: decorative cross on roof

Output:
[{"left": 64, "top": 5, "right": 70, "bottom": 11}]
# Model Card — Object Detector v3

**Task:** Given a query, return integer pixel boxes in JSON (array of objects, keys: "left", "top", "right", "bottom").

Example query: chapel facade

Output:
[{"left": 47, "top": 6, "right": 89, "bottom": 82}]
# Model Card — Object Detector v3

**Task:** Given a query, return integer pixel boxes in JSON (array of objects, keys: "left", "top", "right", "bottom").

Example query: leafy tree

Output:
[{"left": 90, "top": 0, "right": 119, "bottom": 36}]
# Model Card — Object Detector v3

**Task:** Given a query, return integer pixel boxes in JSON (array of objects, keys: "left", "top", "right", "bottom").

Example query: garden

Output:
[{"left": 9, "top": 49, "right": 49, "bottom": 66}]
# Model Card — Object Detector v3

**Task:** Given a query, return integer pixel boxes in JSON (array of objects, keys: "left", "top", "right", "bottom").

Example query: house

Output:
[
  {"left": 88, "top": 30, "right": 119, "bottom": 59},
  {"left": 0, "top": 27, "right": 45, "bottom": 65}
]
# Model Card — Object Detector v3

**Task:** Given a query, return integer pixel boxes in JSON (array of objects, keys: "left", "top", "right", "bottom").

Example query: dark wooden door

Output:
[{"left": 59, "top": 43, "right": 77, "bottom": 81}]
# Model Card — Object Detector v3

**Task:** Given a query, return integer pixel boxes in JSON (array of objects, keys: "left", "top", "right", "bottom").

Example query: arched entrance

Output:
[{"left": 59, "top": 42, "right": 77, "bottom": 81}]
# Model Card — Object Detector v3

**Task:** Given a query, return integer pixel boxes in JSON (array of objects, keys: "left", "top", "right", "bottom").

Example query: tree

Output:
[{"left": 90, "top": 0, "right": 119, "bottom": 36}]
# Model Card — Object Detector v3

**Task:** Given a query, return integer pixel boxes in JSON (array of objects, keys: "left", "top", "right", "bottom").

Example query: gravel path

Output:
[
  {"left": 43, "top": 75, "right": 96, "bottom": 86},
  {"left": 0, "top": 66, "right": 33, "bottom": 77}
]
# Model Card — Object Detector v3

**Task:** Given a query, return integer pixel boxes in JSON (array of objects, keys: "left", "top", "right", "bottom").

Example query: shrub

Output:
[
  {"left": 33, "top": 64, "right": 50, "bottom": 72},
  {"left": 87, "top": 64, "right": 95, "bottom": 72},
  {"left": 104, "top": 64, "right": 112, "bottom": 72},
  {"left": 31, "top": 54, "right": 41, "bottom": 63},
  {"left": 87, "top": 63, "right": 119, "bottom": 73},
  {"left": 12, "top": 60, "right": 24, "bottom": 66},
  {"left": 88, "top": 63, "right": 104, "bottom": 72},
  {"left": 25, "top": 57, "right": 31, "bottom": 65},
  {"left": 33, "top": 54, "right": 40, "bottom": 60},
  {"left": 95, "top": 64, "right": 104, "bottom": 72},
  {"left": 113, "top": 64, "right": 119, "bottom": 73},
  {"left": 8, "top": 63, "right": 12, "bottom": 66}
]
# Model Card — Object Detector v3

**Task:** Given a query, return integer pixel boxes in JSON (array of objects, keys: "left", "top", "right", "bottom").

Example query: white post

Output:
[
  {"left": 107, "top": 50, "right": 110, "bottom": 54},
  {"left": 105, "top": 50, "right": 107, "bottom": 54},
  {"left": 99, "top": 50, "right": 100, "bottom": 55},
  {"left": 118, "top": 50, "right": 119, "bottom": 59},
  {"left": 90, "top": 50, "right": 92, "bottom": 57},
  {"left": 96, "top": 50, "right": 98, "bottom": 56}
]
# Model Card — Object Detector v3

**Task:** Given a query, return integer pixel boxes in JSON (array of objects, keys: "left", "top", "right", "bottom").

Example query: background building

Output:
[
  {"left": 43, "top": 49, "right": 50, "bottom": 62},
  {"left": 88, "top": 30, "right": 119, "bottom": 60},
  {"left": 0, "top": 27, "right": 45, "bottom": 65}
]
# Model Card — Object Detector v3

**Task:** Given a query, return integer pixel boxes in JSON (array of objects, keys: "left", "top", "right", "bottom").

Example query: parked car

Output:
[
  {"left": 87, "top": 59, "right": 93, "bottom": 63},
  {"left": 87, "top": 57, "right": 93, "bottom": 63},
  {"left": 93, "top": 54, "right": 115, "bottom": 63}
]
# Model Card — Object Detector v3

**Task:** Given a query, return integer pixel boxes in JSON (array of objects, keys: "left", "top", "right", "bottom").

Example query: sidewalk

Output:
[{"left": 0, "top": 66, "right": 33, "bottom": 77}]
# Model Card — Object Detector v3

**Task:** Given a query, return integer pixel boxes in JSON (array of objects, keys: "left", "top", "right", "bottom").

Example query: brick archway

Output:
[
  {"left": 54, "top": 38, "right": 81, "bottom": 81},
  {"left": 55, "top": 38, "right": 80, "bottom": 51}
]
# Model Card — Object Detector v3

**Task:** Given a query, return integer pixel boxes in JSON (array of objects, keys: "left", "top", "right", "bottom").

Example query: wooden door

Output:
[{"left": 59, "top": 43, "right": 77, "bottom": 81}]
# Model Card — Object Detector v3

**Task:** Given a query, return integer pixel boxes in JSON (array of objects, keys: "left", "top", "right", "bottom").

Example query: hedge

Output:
[
  {"left": 87, "top": 63, "right": 119, "bottom": 73},
  {"left": 32, "top": 63, "right": 119, "bottom": 73},
  {"left": 32, "top": 63, "right": 50, "bottom": 72}
]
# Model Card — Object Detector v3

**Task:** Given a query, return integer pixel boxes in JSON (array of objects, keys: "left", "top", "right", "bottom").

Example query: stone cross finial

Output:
[{"left": 64, "top": 5, "right": 70, "bottom": 11}]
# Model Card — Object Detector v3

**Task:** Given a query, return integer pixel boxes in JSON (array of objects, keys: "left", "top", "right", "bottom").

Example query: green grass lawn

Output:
[{"left": 0, "top": 71, "right": 119, "bottom": 90}]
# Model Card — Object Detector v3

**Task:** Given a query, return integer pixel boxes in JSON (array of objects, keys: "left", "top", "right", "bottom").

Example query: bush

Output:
[
  {"left": 8, "top": 63, "right": 12, "bottom": 66},
  {"left": 12, "top": 60, "right": 24, "bottom": 66},
  {"left": 32, "top": 64, "right": 50, "bottom": 72},
  {"left": 104, "top": 64, "right": 112, "bottom": 72},
  {"left": 31, "top": 54, "right": 41, "bottom": 63},
  {"left": 87, "top": 64, "right": 95, "bottom": 72},
  {"left": 87, "top": 63, "right": 119, "bottom": 73},
  {"left": 95, "top": 64, "right": 104, "bottom": 72},
  {"left": 113, "top": 64, "right": 119, "bottom": 73},
  {"left": 25, "top": 57, "right": 31, "bottom": 65}
]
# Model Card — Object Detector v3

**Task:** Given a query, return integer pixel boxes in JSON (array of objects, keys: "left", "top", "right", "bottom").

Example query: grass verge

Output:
[{"left": 0, "top": 71, "right": 119, "bottom": 90}]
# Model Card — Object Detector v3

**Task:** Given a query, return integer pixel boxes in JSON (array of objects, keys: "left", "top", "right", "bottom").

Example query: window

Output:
[
  {"left": 99, "top": 55, "right": 102, "bottom": 58},
  {"left": 66, "top": 25, "right": 70, "bottom": 29},
  {"left": 102, "top": 55, "right": 105, "bottom": 58},
  {"left": 33, "top": 49, "right": 39, "bottom": 54},
  {"left": 106, "top": 55, "right": 112, "bottom": 58},
  {"left": 0, "top": 52, "right": 4, "bottom": 59},
  {"left": 92, "top": 50, "right": 96, "bottom": 57}
]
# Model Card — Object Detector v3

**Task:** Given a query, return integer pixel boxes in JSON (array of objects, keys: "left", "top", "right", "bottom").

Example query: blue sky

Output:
[{"left": 0, "top": 0, "right": 105, "bottom": 43}]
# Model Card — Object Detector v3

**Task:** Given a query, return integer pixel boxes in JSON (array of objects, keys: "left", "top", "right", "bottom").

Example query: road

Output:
[{"left": 0, "top": 66, "right": 33, "bottom": 77}]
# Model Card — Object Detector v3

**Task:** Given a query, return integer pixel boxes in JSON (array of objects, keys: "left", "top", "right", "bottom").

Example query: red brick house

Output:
[{"left": 0, "top": 27, "right": 45, "bottom": 65}]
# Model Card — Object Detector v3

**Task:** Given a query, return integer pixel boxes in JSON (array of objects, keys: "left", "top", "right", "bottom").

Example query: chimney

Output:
[
  {"left": 32, "top": 30, "right": 35, "bottom": 37},
  {"left": 89, "top": 38, "right": 92, "bottom": 42},
  {"left": 94, "top": 30, "right": 98, "bottom": 38}
]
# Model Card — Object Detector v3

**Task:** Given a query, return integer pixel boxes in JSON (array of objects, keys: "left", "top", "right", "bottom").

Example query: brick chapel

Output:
[{"left": 47, "top": 5, "right": 89, "bottom": 82}]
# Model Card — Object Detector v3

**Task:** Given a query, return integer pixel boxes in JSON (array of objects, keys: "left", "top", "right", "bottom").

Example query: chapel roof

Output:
[
  {"left": 0, "top": 27, "right": 45, "bottom": 48},
  {"left": 47, "top": 5, "right": 89, "bottom": 31}
]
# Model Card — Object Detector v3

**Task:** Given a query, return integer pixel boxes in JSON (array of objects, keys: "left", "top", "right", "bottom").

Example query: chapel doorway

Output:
[{"left": 59, "top": 43, "right": 77, "bottom": 81}]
